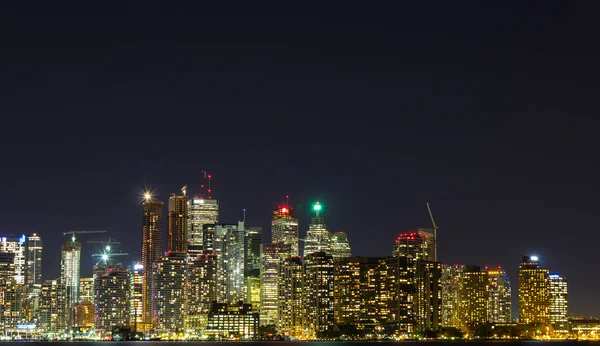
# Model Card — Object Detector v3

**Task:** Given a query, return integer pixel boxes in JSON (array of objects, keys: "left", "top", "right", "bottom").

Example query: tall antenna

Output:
[
  {"left": 243, "top": 208, "right": 246, "bottom": 222},
  {"left": 286, "top": 195, "right": 289, "bottom": 208},
  {"left": 426, "top": 202, "right": 438, "bottom": 262},
  {"left": 207, "top": 173, "right": 212, "bottom": 199}
]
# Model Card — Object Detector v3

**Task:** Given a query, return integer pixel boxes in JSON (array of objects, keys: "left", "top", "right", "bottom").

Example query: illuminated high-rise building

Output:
[
  {"left": 214, "top": 222, "right": 246, "bottom": 303},
  {"left": 73, "top": 301, "right": 94, "bottom": 328},
  {"left": 441, "top": 264, "right": 464, "bottom": 328},
  {"left": 168, "top": 191, "right": 188, "bottom": 252},
  {"left": 25, "top": 233, "right": 43, "bottom": 323},
  {"left": 244, "top": 227, "right": 262, "bottom": 308},
  {"left": 141, "top": 199, "right": 163, "bottom": 326},
  {"left": 129, "top": 262, "right": 144, "bottom": 332},
  {"left": 414, "top": 260, "right": 442, "bottom": 333},
  {"left": 79, "top": 277, "right": 94, "bottom": 302},
  {"left": 245, "top": 227, "right": 263, "bottom": 275},
  {"left": 0, "top": 235, "right": 28, "bottom": 330},
  {"left": 330, "top": 232, "right": 351, "bottom": 259},
  {"left": 153, "top": 251, "right": 187, "bottom": 333},
  {"left": 94, "top": 263, "right": 130, "bottom": 334},
  {"left": 271, "top": 206, "right": 299, "bottom": 256},
  {"left": 303, "top": 251, "right": 335, "bottom": 338},
  {"left": 188, "top": 198, "right": 219, "bottom": 256},
  {"left": 549, "top": 274, "right": 568, "bottom": 335},
  {"left": 186, "top": 254, "right": 217, "bottom": 332},
  {"left": 458, "top": 266, "right": 488, "bottom": 330},
  {"left": 1, "top": 235, "right": 27, "bottom": 284},
  {"left": 39, "top": 279, "right": 66, "bottom": 333},
  {"left": 303, "top": 203, "right": 331, "bottom": 256},
  {"left": 61, "top": 240, "right": 81, "bottom": 327},
  {"left": 486, "top": 267, "right": 511, "bottom": 323},
  {"left": 260, "top": 242, "right": 291, "bottom": 326},
  {"left": 278, "top": 256, "right": 304, "bottom": 338},
  {"left": 202, "top": 224, "right": 216, "bottom": 255},
  {"left": 334, "top": 257, "right": 401, "bottom": 330},
  {"left": 0, "top": 283, "right": 27, "bottom": 330},
  {"left": 26, "top": 233, "right": 42, "bottom": 286},
  {"left": 392, "top": 229, "right": 434, "bottom": 262},
  {"left": 518, "top": 256, "right": 550, "bottom": 324}
]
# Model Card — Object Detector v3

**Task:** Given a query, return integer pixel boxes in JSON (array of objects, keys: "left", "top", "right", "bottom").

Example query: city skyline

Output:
[{"left": 1, "top": 1, "right": 599, "bottom": 322}]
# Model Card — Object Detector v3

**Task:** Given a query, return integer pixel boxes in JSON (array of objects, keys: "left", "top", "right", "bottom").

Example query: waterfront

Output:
[{"left": 1, "top": 342, "right": 600, "bottom": 345}]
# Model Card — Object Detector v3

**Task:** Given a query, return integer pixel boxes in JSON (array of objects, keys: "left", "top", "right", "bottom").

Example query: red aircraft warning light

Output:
[{"left": 280, "top": 207, "right": 288, "bottom": 213}]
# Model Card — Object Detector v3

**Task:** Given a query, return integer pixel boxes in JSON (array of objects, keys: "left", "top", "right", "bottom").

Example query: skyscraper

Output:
[
  {"left": 518, "top": 256, "right": 550, "bottom": 324},
  {"left": 278, "top": 256, "right": 304, "bottom": 338},
  {"left": 414, "top": 260, "right": 442, "bottom": 332},
  {"left": 79, "top": 277, "right": 94, "bottom": 302},
  {"left": 94, "top": 263, "right": 130, "bottom": 335},
  {"left": 260, "top": 242, "right": 291, "bottom": 326},
  {"left": 129, "top": 262, "right": 144, "bottom": 332},
  {"left": 330, "top": 232, "right": 351, "bottom": 259},
  {"left": 392, "top": 229, "right": 434, "bottom": 262},
  {"left": 303, "top": 251, "right": 335, "bottom": 338},
  {"left": 549, "top": 274, "right": 568, "bottom": 335},
  {"left": 186, "top": 254, "right": 217, "bottom": 325},
  {"left": 458, "top": 266, "right": 488, "bottom": 330},
  {"left": 61, "top": 240, "right": 81, "bottom": 326},
  {"left": 441, "top": 264, "right": 464, "bottom": 328},
  {"left": 188, "top": 198, "right": 219, "bottom": 256},
  {"left": 1, "top": 235, "right": 27, "bottom": 284},
  {"left": 303, "top": 203, "right": 331, "bottom": 256},
  {"left": 271, "top": 206, "right": 299, "bottom": 256},
  {"left": 214, "top": 222, "right": 246, "bottom": 303},
  {"left": 333, "top": 257, "right": 402, "bottom": 331},
  {"left": 153, "top": 251, "right": 187, "bottom": 333},
  {"left": 26, "top": 233, "right": 42, "bottom": 286},
  {"left": 141, "top": 199, "right": 163, "bottom": 326},
  {"left": 244, "top": 227, "right": 262, "bottom": 308},
  {"left": 487, "top": 267, "right": 511, "bottom": 323},
  {"left": 168, "top": 191, "right": 188, "bottom": 253},
  {"left": 39, "top": 279, "right": 66, "bottom": 333}
]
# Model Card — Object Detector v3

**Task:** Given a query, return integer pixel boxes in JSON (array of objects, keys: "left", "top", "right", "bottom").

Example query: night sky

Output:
[{"left": 1, "top": 2, "right": 599, "bottom": 318}]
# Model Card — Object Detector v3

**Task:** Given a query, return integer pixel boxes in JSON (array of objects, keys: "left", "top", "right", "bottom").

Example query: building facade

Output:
[
  {"left": 278, "top": 256, "right": 304, "bottom": 338},
  {"left": 153, "top": 251, "right": 187, "bottom": 333},
  {"left": 330, "top": 232, "right": 351, "bottom": 259},
  {"left": 141, "top": 200, "right": 163, "bottom": 326},
  {"left": 205, "top": 302, "right": 259, "bottom": 339},
  {"left": 549, "top": 274, "right": 568, "bottom": 335},
  {"left": 93, "top": 264, "right": 130, "bottom": 334},
  {"left": 303, "top": 251, "right": 335, "bottom": 338},
  {"left": 486, "top": 267, "right": 511, "bottom": 323},
  {"left": 303, "top": 217, "right": 331, "bottom": 257},
  {"left": 260, "top": 242, "right": 291, "bottom": 326},
  {"left": 26, "top": 233, "right": 42, "bottom": 286},
  {"left": 61, "top": 240, "right": 81, "bottom": 327},
  {"left": 271, "top": 207, "right": 299, "bottom": 256},
  {"left": 187, "top": 198, "right": 219, "bottom": 257},
  {"left": 168, "top": 193, "right": 188, "bottom": 252},
  {"left": 458, "top": 266, "right": 488, "bottom": 330},
  {"left": 518, "top": 256, "right": 550, "bottom": 324}
]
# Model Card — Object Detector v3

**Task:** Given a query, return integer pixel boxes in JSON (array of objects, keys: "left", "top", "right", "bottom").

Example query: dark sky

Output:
[{"left": 1, "top": 2, "right": 599, "bottom": 317}]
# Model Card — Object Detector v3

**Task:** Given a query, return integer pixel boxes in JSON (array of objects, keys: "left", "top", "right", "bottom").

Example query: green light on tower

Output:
[{"left": 313, "top": 202, "right": 322, "bottom": 211}]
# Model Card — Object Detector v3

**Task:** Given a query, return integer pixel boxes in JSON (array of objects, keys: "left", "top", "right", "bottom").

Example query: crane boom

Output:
[
  {"left": 426, "top": 202, "right": 438, "bottom": 262},
  {"left": 86, "top": 237, "right": 121, "bottom": 245},
  {"left": 92, "top": 252, "right": 129, "bottom": 257},
  {"left": 63, "top": 230, "right": 106, "bottom": 242}
]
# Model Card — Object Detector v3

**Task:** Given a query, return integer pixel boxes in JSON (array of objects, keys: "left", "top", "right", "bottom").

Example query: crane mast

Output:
[{"left": 426, "top": 202, "right": 438, "bottom": 262}]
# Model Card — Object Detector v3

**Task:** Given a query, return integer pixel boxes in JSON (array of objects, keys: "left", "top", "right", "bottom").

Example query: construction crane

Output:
[
  {"left": 63, "top": 230, "right": 106, "bottom": 242},
  {"left": 426, "top": 202, "right": 438, "bottom": 262},
  {"left": 92, "top": 251, "right": 130, "bottom": 264},
  {"left": 87, "top": 237, "right": 122, "bottom": 253}
]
